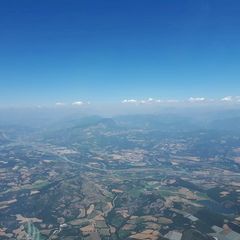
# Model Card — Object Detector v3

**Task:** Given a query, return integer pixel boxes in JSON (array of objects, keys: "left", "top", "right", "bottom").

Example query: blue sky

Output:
[{"left": 0, "top": 0, "right": 240, "bottom": 106}]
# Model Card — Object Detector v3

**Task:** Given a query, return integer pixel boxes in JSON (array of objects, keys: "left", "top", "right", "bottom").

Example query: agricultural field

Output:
[{"left": 1, "top": 115, "right": 240, "bottom": 239}]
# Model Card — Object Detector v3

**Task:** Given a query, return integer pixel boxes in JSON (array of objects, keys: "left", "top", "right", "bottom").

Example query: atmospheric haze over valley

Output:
[{"left": 1, "top": 105, "right": 240, "bottom": 239}]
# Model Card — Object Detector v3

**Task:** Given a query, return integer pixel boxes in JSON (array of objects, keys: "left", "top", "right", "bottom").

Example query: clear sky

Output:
[{"left": 0, "top": 0, "right": 240, "bottom": 106}]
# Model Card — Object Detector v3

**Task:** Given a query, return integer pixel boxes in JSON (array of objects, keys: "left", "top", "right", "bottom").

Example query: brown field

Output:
[{"left": 130, "top": 229, "right": 159, "bottom": 240}]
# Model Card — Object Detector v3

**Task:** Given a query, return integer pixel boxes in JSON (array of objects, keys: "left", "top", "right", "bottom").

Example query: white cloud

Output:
[
  {"left": 221, "top": 96, "right": 233, "bottom": 102},
  {"left": 122, "top": 99, "right": 138, "bottom": 104},
  {"left": 221, "top": 96, "right": 240, "bottom": 103},
  {"left": 121, "top": 98, "right": 179, "bottom": 105},
  {"left": 55, "top": 102, "right": 66, "bottom": 106},
  {"left": 72, "top": 101, "right": 90, "bottom": 106},
  {"left": 120, "top": 96, "right": 240, "bottom": 105},
  {"left": 72, "top": 101, "right": 84, "bottom": 106},
  {"left": 188, "top": 97, "right": 206, "bottom": 102},
  {"left": 122, "top": 98, "right": 155, "bottom": 104}
]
